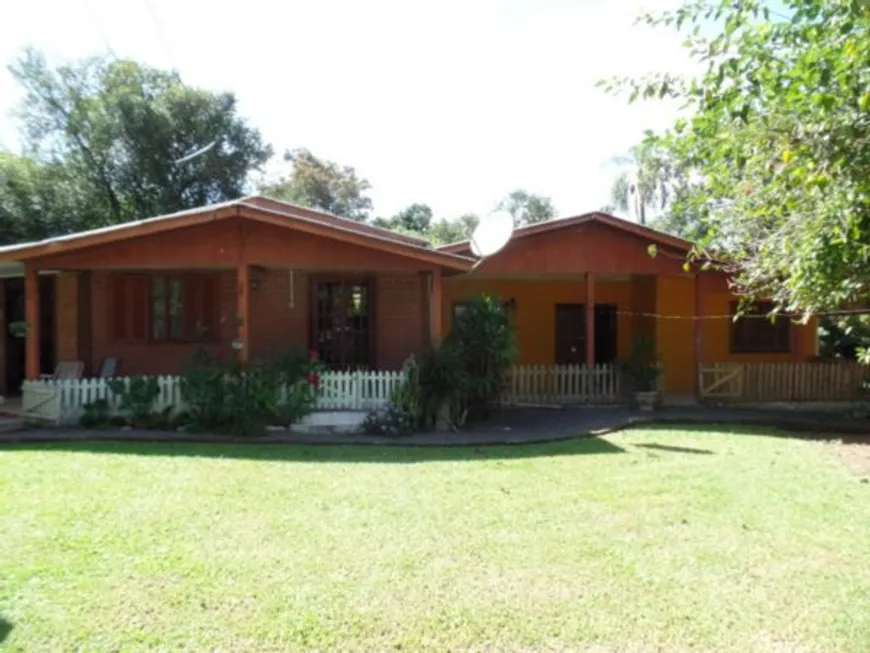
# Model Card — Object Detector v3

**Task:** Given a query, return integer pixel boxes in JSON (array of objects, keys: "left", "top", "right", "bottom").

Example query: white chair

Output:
[{"left": 41, "top": 361, "right": 85, "bottom": 381}]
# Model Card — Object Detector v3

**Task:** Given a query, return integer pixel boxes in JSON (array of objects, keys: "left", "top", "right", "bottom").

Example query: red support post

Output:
[
  {"left": 585, "top": 273, "right": 595, "bottom": 367},
  {"left": 25, "top": 264, "right": 41, "bottom": 379}
]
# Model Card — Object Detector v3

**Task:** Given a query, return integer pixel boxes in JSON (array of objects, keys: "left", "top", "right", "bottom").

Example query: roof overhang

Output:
[{"left": 0, "top": 199, "right": 474, "bottom": 273}]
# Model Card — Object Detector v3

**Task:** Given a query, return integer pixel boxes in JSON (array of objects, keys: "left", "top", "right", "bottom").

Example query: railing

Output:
[
  {"left": 502, "top": 364, "right": 622, "bottom": 406},
  {"left": 22, "top": 370, "right": 405, "bottom": 425},
  {"left": 700, "top": 361, "right": 869, "bottom": 403}
]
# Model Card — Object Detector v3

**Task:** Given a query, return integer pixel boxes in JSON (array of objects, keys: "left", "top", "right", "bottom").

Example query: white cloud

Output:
[{"left": 0, "top": 0, "right": 696, "bottom": 220}]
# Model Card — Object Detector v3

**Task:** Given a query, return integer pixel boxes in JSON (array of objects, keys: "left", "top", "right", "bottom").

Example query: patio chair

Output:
[
  {"left": 40, "top": 361, "right": 85, "bottom": 381},
  {"left": 99, "top": 357, "right": 118, "bottom": 378}
]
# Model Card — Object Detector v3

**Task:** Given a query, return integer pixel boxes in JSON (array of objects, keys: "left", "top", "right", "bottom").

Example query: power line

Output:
[
  {"left": 80, "top": 0, "right": 118, "bottom": 59},
  {"left": 142, "top": 0, "right": 177, "bottom": 70}
]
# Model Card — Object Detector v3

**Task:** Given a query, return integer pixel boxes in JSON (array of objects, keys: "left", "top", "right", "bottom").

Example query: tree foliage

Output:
[
  {"left": 498, "top": 189, "right": 556, "bottom": 226},
  {"left": 604, "top": 0, "right": 870, "bottom": 318},
  {"left": 609, "top": 140, "right": 691, "bottom": 232},
  {"left": 372, "top": 203, "right": 434, "bottom": 233},
  {"left": 429, "top": 213, "right": 479, "bottom": 245},
  {"left": 2, "top": 48, "right": 271, "bottom": 241},
  {"left": 262, "top": 148, "right": 373, "bottom": 221}
]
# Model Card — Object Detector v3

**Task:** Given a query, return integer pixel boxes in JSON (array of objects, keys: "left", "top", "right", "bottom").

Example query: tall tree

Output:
[
  {"left": 262, "top": 148, "right": 373, "bottom": 221},
  {"left": 498, "top": 189, "right": 556, "bottom": 226},
  {"left": 609, "top": 140, "right": 684, "bottom": 227},
  {"left": 429, "top": 213, "right": 479, "bottom": 245},
  {"left": 5, "top": 48, "right": 271, "bottom": 237},
  {"left": 605, "top": 0, "right": 870, "bottom": 319},
  {"left": 372, "top": 203, "right": 433, "bottom": 234}
]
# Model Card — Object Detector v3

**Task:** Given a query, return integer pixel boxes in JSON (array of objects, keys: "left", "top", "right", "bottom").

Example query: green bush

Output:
[
  {"left": 79, "top": 398, "right": 114, "bottom": 429},
  {"left": 107, "top": 376, "right": 163, "bottom": 428},
  {"left": 178, "top": 348, "right": 321, "bottom": 437}
]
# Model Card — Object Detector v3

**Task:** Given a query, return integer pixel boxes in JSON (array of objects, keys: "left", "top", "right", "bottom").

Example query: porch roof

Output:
[{"left": 0, "top": 196, "right": 474, "bottom": 272}]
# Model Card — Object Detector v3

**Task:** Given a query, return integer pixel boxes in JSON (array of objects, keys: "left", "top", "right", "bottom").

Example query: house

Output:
[
  {"left": 0, "top": 196, "right": 823, "bottom": 404},
  {"left": 437, "top": 213, "right": 818, "bottom": 400}
]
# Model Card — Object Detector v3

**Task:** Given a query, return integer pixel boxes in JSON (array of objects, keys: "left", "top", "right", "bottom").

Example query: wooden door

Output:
[
  {"left": 555, "top": 304, "right": 585, "bottom": 365},
  {"left": 313, "top": 280, "right": 374, "bottom": 369}
]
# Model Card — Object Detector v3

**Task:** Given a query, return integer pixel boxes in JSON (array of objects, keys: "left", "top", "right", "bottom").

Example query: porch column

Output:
[
  {"left": 25, "top": 264, "right": 40, "bottom": 379},
  {"left": 694, "top": 272, "right": 703, "bottom": 399},
  {"left": 237, "top": 263, "right": 250, "bottom": 364},
  {"left": 585, "top": 272, "right": 595, "bottom": 367},
  {"left": 430, "top": 269, "right": 443, "bottom": 345}
]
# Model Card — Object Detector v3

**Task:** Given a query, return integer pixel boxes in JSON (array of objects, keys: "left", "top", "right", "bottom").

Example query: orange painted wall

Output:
[
  {"left": 655, "top": 275, "right": 697, "bottom": 395},
  {"left": 442, "top": 272, "right": 818, "bottom": 397},
  {"left": 442, "top": 277, "right": 635, "bottom": 365},
  {"left": 77, "top": 268, "right": 424, "bottom": 376}
]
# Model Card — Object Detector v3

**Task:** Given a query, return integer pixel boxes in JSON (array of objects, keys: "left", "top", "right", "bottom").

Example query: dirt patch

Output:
[{"left": 832, "top": 441, "right": 870, "bottom": 478}]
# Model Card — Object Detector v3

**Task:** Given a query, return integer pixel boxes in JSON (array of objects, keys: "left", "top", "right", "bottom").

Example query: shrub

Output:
[
  {"left": 361, "top": 402, "right": 417, "bottom": 437},
  {"left": 107, "top": 376, "right": 163, "bottom": 428},
  {"left": 179, "top": 347, "right": 321, "bottom": 437},
  {"left": 79, "top": 398, "right": 113, "bottom": 429}
]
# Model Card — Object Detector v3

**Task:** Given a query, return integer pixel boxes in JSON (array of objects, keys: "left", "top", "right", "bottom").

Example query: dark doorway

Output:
[
  {"left": 312, "top": 280, "right": 374, "bottom": 370},
  {"left": 554, "top": 303, "right": 618, "bottom": 366},
  {"left": 5, "top": 276, "right": 56, "bottom": 394}
]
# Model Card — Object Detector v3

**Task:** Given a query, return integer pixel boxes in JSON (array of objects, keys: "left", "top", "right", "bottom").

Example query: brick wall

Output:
[
  {"left": 249, "top": 269, "right": 310, "bottom": 359},
  {"left": 89, "top": 270, "right": 237, "bottom": 376},
  {"left": 77, "top": 269, "right": 428, "bottom": 376},
  {"left": 377, "top": 273, "right": 425, "bottom": 369}
]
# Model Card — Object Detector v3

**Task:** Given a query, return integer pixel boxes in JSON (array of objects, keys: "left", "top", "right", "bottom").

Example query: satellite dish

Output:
[
  {"left": 470, "top": 210, "right": 513, "bottom": 259},
  {"left": 174, "top": 140, "right": 217, "bottom": 164}
]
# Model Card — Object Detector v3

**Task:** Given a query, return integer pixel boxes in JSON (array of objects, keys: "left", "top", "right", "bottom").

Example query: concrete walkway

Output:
[{"left": 0, "top": 405, "right": 868, "bottom": 447}]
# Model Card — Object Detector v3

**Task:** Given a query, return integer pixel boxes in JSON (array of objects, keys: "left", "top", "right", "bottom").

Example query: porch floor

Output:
[{"left": 2, "top": 405, "right": 868, "bottom": 446}]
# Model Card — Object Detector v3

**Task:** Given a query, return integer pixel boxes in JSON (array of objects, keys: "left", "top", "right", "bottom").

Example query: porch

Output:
[{"left": 3, "top": 198, "right": 471, "bottom": 382}]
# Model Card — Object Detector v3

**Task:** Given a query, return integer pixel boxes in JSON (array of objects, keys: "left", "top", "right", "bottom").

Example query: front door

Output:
[
  {"left": 312, "top": 280, "right": 374, "bottom": 369},
  {"left": 554, "top": 303, "right": 618, "bottom": 366}
]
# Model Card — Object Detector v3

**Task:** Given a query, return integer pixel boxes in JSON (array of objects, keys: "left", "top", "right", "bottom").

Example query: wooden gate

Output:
[
  {"left": 699, "top": 363, "right": 744, "bottom": 400},
  {"left": 700, "top": 362, "right": 868, "bottom": 403}
]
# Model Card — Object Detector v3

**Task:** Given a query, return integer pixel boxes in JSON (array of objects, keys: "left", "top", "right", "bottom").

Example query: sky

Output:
[{"left": 0, "top": 0, "right": 695, "bottom": 221}]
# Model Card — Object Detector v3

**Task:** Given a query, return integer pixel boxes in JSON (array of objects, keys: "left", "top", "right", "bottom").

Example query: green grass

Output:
[{"left": 2, "top": 426, "right": 870, "bottom": 651}]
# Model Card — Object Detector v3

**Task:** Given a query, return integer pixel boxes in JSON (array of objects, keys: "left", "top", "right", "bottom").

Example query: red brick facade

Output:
[{"left": 54, "top": 268, "right": 426, "bottom": 376}]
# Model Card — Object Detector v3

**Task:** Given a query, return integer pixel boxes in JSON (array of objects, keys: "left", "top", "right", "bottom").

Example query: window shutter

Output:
[
  {"left": 183, "top": 276, "right": 199, "bottom": 340},
  {"left": 130, "top": 277, "right": 148, "bottom": 341},
  {"left": 112, "top": 276, "right": 128, "bottom": 340},
  {"left": 201, "top": 276, "right": 219, "bottom": 342}
]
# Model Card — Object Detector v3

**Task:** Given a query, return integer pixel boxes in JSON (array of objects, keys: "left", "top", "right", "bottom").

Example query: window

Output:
[
  {"left": 111, "top": 273, "right": 219, "bottom": 343},
  {"left": 730, "top": 301, "right": 790, "bottom": 353}
]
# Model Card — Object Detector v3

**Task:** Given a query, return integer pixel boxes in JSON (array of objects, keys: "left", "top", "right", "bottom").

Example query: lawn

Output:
[{"left": 2, "top": 426, "right": 870, "bottom": 652}]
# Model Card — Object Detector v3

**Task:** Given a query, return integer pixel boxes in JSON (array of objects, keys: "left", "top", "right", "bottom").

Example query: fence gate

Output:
[
  {"left": 699, "top": 363, "right": 744, "bottom": 400},
  {"left": 21, "top": 381, "right": 62, "bottom": 424}
]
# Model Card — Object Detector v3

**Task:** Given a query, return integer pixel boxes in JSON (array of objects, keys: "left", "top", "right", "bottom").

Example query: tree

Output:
[
  {"left": 429, "top": 214, "right": 479, "bottom": 245},
  {"left": 5, "top": 48, "right": 271, "bottom": 237},
  {"left": 609, "top": 140, "right": 684, "bottom": 227},
  {"left": 605, "top": 0, "right": 870, "bottom": 321},
  {"left": 498, "top": 189, "right": 556, "bottom": 226},
  {"left": 372, "top": 203, "right": 433, "bottom": 233},
  {"left": 262, "top": 148, "right": 373, "bottom": 220}
]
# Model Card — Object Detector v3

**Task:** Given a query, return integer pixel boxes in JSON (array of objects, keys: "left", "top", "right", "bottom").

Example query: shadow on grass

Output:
[
  {"left": 0, "top": 616, "right": 11, "bottom": 644},
  {"left": 635, "top": 442, "right": 714, "bottom": 455},
  {"left": 0, "top": 435, "right": 624, "bottom": 463},
  {"left": 636, "top": 421, "right": 870, "bottom": 445}
]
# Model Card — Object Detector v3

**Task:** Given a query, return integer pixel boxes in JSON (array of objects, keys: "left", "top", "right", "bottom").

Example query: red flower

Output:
[{"left": 307, "top": 371, "right": 320, "bottom": 388}]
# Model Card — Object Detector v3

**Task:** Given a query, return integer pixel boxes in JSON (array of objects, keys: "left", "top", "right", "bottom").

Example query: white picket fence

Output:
[
  {"left": 22, "top": 369, "right": 405, "bottom": 425},
  {"left": 502, "top": 364, "right": 622, "bottom": 406},
  {"left": 21, "top": 365, "right": 624, "bottom": 425}
]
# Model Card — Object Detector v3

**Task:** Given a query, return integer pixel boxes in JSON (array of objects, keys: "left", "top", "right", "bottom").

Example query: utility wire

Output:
[
  {"left": 142, "top": 0, "right": 177, "bottom": 70},
  {"left": 80, "top": 0, "right": 118, "bottom": 59}
]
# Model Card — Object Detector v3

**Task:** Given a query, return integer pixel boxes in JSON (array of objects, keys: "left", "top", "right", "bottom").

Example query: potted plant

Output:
[{"left": 620, "top": 336, "right": 662, "bottom": 412}]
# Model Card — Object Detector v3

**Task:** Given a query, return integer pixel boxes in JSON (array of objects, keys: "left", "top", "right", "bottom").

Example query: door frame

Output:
[{"left": 309, "top": 275, "right": 377, "bottom": 369}]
